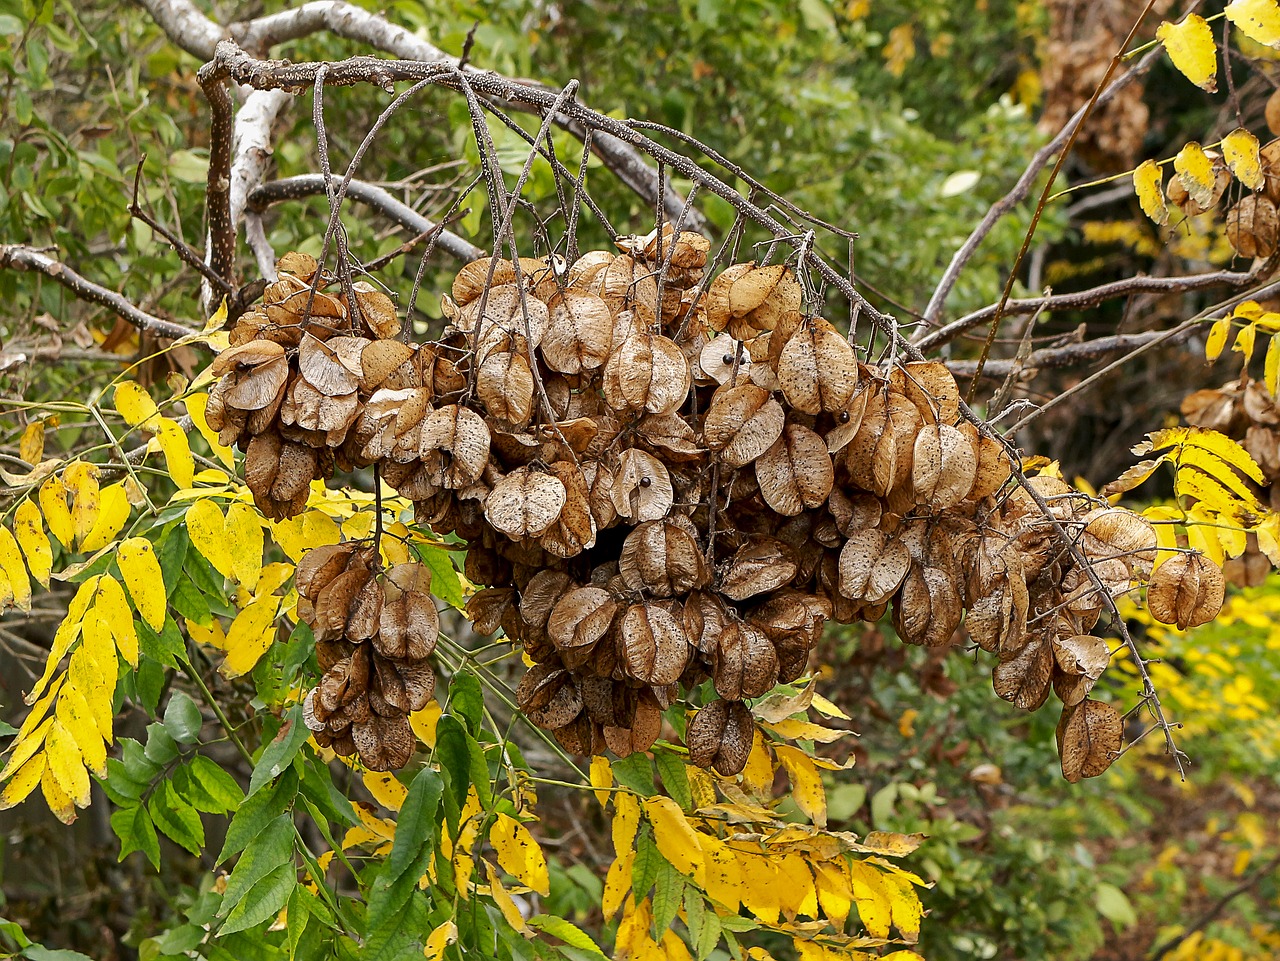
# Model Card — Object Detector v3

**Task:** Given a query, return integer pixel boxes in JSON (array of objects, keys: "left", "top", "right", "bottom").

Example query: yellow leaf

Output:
[
  {"left": 38, "top": 476, "right": 74, "bottom": 550},
  {"left": 775, "top": 853, "right": 819, "bottom": 920},
  {"left": 1157, "top": 16, "right": 1218, "bottom": 91},
  {"left": 601, "top": 849, "right": 634, "bottom": 921},
  {"left": 1234, "top": 321, "right": 1258, "bottom": 363},
  {"left": 882, "top": 872, "right": 923, "bottom": 942},
  {"left": 775, "top": 745, "right": 827, "bottom": 828},
  {"left": 270, "top": 510, "right": 342, "bottom": 563},
  {"left": 813, "top": 860, "right": 854, "bottom": 930},
  {"left": 1174, "top": 141, "right": 1218, "bottom": 208},
  {"left": 15, "top": 501, "right": 52, "bottom": 588},
  {"left": 186, "top": 499, "right": 234, "bottom": 579},
  {"left": 0, "top": 754, "right": 45, "bottom": 810},
  {"left": 65, "top": 461, "right": 100, "bottom": 547},
  {"left": 882, "top": 22, "right": 914, "bottom": 77},
  {"left": 696, "top": 831, "right": 742, "bottom": 913},
  {"left": 185, "top": 392, "right": 236, "bottom": 469},
  {"left": 80, "top": 483, "right": 130, "bottom": 553},
  {"left": 44, "top": 720, "right": 90, "bottom": 808},
  {"left": 1133, "top": 160, "right": 1168, "bottom": 225},
  {"left": 731, "top": 841, "right": 781, "bottom": 924},
  {"left": 69, "top": 620, "right": 115, "bottom": 744},
  {"left": 221, "top": 595, "right": 280, "bottom": 677},
  {"left": 94, "top": 575, "right": 139, "bottom": 667},
  {"left": 1256, "top": 512, "right": 1280, "bottom": 566},
  {"left": 1205, "top": 317, "right": 1233, "bottom": 361},
  {"left": 764, "top": 717, "right": 850, "bottom": 743},
  {"left": 225, "top": 503, "right": 264, "bottom": 590},
  {"left": 422, "top": 920, "right": 458, "bottom": 961},
  {"left": 0, "top": 715, "right": 54, "bottom": 782},
  {"left": 1267, "top": 335, "right": 1280, "bottom": 397},
  {"left": 255, "top": 562, "right": 294, "bottom": 599},
  {"left": 485, "top": 860, "right": 532, "bottom": 934},
  {"left": 117, "top": 537, "right": 165, "bottom": 631},
  {"left": 409, "top": 700, "right": 441, "bottom": 748},
  {"left": 1222, "top": 127, "right": 1264, "bottom": 190},
  {"left": 1186, "top": 512, "right": 1226, "bottom": 565},
  {"left": 26, "top": 577, "right": 99, "bottom": 705},
  {"left": 590, "top": 756, "right": 613, "bottom": 809},
  {"left": 740, "top": 729, "right": 775, "bottom": 798},
  {"left": 642, "top": 796, "right": 706, "bottom": 883},
  {"left": 41, "top": 761, "right": 76, "bottom": 824},
  {"left": 55, "top": 682, "right": 107, "bottom": 778},
  {"left": 19, "top": 422, "right": 44, "bottom": 466},
  {"left": 659, "top": 929, "right": 695, "bottom": 961},
  {"left": 0, "top": 525, "right": 31, "bottom": 613},
  {"left": 155, "top": 417, "right": 194, "bottom": 489},
  {"left": 613, "top": 791, "right": 641, "bottom": 855},
  {"left": 846, "top": 860, "right": 893, "bottom": 938},
  {"left": 362, "top": 771, "right": 408, "bottom": 811},
  {"left": 186, "top": 616, "right": 227, "bottom": 650},
  {"left": 686, "top": 764, "right": 717, "bottom": 810},
  {"left": 1147, "top": 427, "right": 1266, "bottom": 483},
  {"left": 490, "top": 813, "right": 550, "bottom": 896},
  {"left": 114, "top": 381, "right": 160, "bottom": 429},
  {"left": 1226, "top": 0, "right": 1280, "bottom": 46}
]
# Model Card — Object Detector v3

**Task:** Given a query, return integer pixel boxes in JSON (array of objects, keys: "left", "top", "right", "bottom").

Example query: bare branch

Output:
[
  {"left": 917, "top": 264, "right": 1265, "bottom": 353},
  {"left": 196, "top": 59, "right": 236, "bottom": 308},
  {"left": 919, "top": 46, "right": 1162, "bottom": 329},
  {"left": 229, "top": 89, "right": 292, "bottom": 233},
  {"left": 947, "top": 327, "right": 1195, "bottom": 378},
  {"left": 246, "top": 175, "right": 483, "bottom": 262},
  {"left": 0, "top": 245, "right": 200, "bottom": 343}
]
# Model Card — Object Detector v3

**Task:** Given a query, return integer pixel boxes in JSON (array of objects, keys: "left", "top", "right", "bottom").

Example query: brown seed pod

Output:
[
  {"left": 702, "top": 383, "right": 786, "bottom": 469},
  {"left": 602, "top": 333, "right": 691, "bottom": 415},
  {"left": 755, "top": 423, "right": 834, "bottom": 516},
  {"left": 542, "top": 290, "right": 614, "bottom": 373},
  {"left": 687, "top": 699, "right": 755, "bottom": 775},
  {"left": 1056, "top": 697, "right": 1122, "bottom": 783},
  {"left": 912, "top": 424, "right": 978, "bottom": 508},
  {"left": 992, "top": 635, "right": 1053, "bottom": 711},
  {"left": 611, "top": 449, "right": 675, "bottom": 522},
  {"left": 720, "top": 535, "right": 798, "bottom": 601},
  {"left": 775, "top": 320, "right": 860, "bottom": 414},
  {"left": 1226, "top": 194, "right": 1280, "bottom": 259},
  {"left": 548, "top": 587, "right": 619, "bottom": 655},
  {"left": 620, "top": 602, "right": 690, "bottom": 685},
  {"left": 1147, "top": 552, "right": 1225, "bottom": 630},
  {"left": 486, "top": 467, "right": 567, "bottom": 540},
  {"left": 713, "top": 620, "right": 779, "bottom": 700},
  {"left": 838, "top": 529, "right": 910, "bottom": 605}
]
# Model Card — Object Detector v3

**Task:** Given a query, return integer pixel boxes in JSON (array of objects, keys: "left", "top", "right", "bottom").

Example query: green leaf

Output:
[
  {"left": 448, "top": 670, "right": 484, "bottom": 736},
  {"left": 631, "top": 828, "right": 660, "bottom": 900},
  {"left": 138, "top": 616, "right": 185, "bottom": 670},
  {"left": 0, "top": 720, "right": 19, "bottom": 737},
  {"left": 286, "top": 885, "right": 314, "bottom": 960},
  {"left": 364, "top": 849, "right": 433, "bottom": 956},
  {"left": 170, "top": 573, "right": 213, "bottom": 627},
  {"left": 693, "top": 898, "right": 722, "bottom": 960},
  {"left": 163, "top": 690, "right": 203, "bottom": 744},
  {"left": 435, "top": 714, "right": 471, "bottom": 819},
  {"left": 23, "top": 947, "right": 96, "bottom": 961},
  {"left": 219, "top": 862, "right": 297, "bottom": 935},
  {"left": 218, "top": 813, "right": 295, "bottom": 918},
  {"left": 416, "top": 544, "right": 464, "bottom": 609},
  {"left": 298, "top": 757, "right": 358, "bottom": 827},
  {"left": 219, "top": 767, "right": 298, "bottom": 864},
  {"left": 526, "top": 916, "right": 606, "bottom": 958},
  {"left": 363, "top": 886, "right": 431, "bottom": 961},
  {"left": 384, "top": 767, "right": 442, "bottom": 883},
  {"left": 651, "top": 857, "right": 684, "bottom": 934},
  {"left": 187, "top": 754, "right": 245, "bottom": 813},
  {"left": 156, "top": 523, "right": 190, "bottom": 596},
  {"left": 1095, "top": 882, "right": 1137, "bottom": 929},
  {"left": 248, "top": 705, "right": 309, "bottom": 798},
  {"left": 148, "top": 780, "right": 205, "bottom": 855},
  {"left": 110, "top": 804, "right": 160, "bottom": 869},
  {"left": 653, "top": 751, "right": 691, "bottom": 810},
  {"left": 143, "top": 722, "right": 180, "bottom": 766},
  {"left": 610, "top": 753, "right": 656, "bottom": 797}
]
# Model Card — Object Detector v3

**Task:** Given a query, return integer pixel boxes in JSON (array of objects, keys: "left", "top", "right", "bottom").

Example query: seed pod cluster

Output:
[
  {"left": 212, "top": 236, "right": 1169, "bottom": 780},
  {"left": 298, "top": 542, "right": 439, "bottom": 771}
]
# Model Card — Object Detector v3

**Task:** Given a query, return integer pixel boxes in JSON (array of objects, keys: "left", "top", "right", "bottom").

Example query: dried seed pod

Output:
[
  {"left": 838, "top": 529, "right": 910, "bottom": 605},
  {"left": 687, "top": 699, "right": 755, "bottom": 775},
  {"left": 776, "top": 319, "right": 860, "bottom": 414},
  {"left": 713, "top": 620, "right": 779, "bottom": 700},
  {"left": 703, "top": 383, "right": 786, "bottom": 469},
  {"left": 346, "top": 281, "right": 400, "bottom": 339},
  {"left": 912, "top": 423, "right": 977, "bottom": 508},
  {"left": 1226, "top": 194, "right": 1280, "bottom": 259},
  {"left": 846, "top": 388, "right": 920, "bottom": 497},
  {"left": 548, "top": 587, "right": 619, "bottom": 654},
  {"left": 477, "top": 350, "right": 535, "bottom": 427},
  {"left": 755, "top": 423, "right": 834, "bottom": 516},
  {"left": 353, "top": 714, "right": 414, "bottom": 772},
  {"left": 720, "top": 536, "right": 798, "bottom": 601},
  {"left": 602, "top": 333, "right": 691, "bottom": 415},
  {"left": 992, "top": 635, "right": 1053, "bottom": 711},
  {"left": 1147, "top": 552, "right": 1224, "bottom": 629},
  {"left": 611, "top": 449, "right": 675, "bottom": 522},
  {"left": 619, "top": 519, "right": 709, "bottom": 597},
  {"left": 486, "top": 467, "right": 567, "bottom": 540},
  {"left": 620, "top": 602, "right": 690, "bottom": 685},
  {"left": 1056, "top": 697, "right": 1122, "bottom": 783},
  {"left": 419, "top": 405, "right": 491, "bottom": 488},
  {"left": 542, "top": 291, "right": 614, "bottom": 373}
]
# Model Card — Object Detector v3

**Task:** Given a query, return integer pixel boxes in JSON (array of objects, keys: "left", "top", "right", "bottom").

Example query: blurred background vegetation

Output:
[{"left": 3, "top": 0, "right": 1280, "bottom": 958}]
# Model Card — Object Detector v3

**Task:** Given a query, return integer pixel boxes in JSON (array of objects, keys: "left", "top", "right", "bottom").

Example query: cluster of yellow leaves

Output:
[
  {"left": 1133, "top": 131, "right": 1263, "bottom": 226},
  {"left": 1205, "top": 301, "right": 1280, "bottom": 397},
  {"left": 595, "top": 689, "right": 928, "bottom": 961},
  {"left": 1157, "top": 1, "right": 1280, "bottom": 92},
  {"left": 0, "top": 553, "right": 160, "bottom": 822},
  {"left": 115, "top": 381, "right": 195, "bottom": 489}
]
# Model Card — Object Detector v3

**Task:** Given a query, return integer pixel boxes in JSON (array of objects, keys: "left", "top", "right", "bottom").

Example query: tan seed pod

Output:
[
  {"left": 611, "top": 448, "right": 675, "bottom": 522},
  {"left": 720, "top": 536, "right": 799, "bottom": 601},
  {"left": 687, "top": 699, "right": 754, "bottom": 775},
  {"left": 548, "top": 586, "right": 619, "bottom": 653},
  {"left": 846, "top": 388, "right": 920, "bottom": 497},
  {"left": 599, "top": 255, "right": 659, "bottom": 325},
  {"left": 486, "top": 467, "right": 567, "bottom": 539},
  {"left": 892, "top": 565, "right": 963, "bottom": 648},
  {"left": 540, "top": 462, "right": 598, "bottom": 558},
  {"left": 713, "top": 620, "right": 779, "bottom": 700},
  {"left": 620, "top": 603, "right": 690, "bottom": 686},
  {"left": 220, "top": 353, "right": 291, "bottom": 413},
  {"left": 360, "top": 340, "right": 416, "bottom": 393},
  {"left": 210, "top": 339, "right": 288, "bottom": 379},
  {"left": 825, "top": 378, "right": 874, "bottom": 454},
  {"left": 1052, "top": 634, "right": 1111, "bottom": 679},
  {"left": 542, "top": 290, "right": 614, "bottom": 373},
  {"left": 838, "top": 529, "right": 910, "bottom": 605},
  {"left": 636, "top": 412, "right": 703, "bottom": 462},
  {"left": 1226, "top": 194, "right": 1280, "bottom": 259},
  {"left": 299, "top": 334, "right": 367, "bottom": 397},
  {"left": 276, "top": 251, "right": 319, "bottom": 283},
  {"left": 603, "top": 689, "right": 663, "bottom": 758},
  {"left": 1056, "top": 697, "right": 1122, "bottom": 783},
  {"left": 706, "top": 263, "right": 754, "bottom": 332},
  {"left": 619, "top": 519, "right": 709, "bottom": 597},
  {"left": 891, "top": 361, "right": 961, "bottom": 425},
  {"left": 602, "top": 333, "right": 691, "bottom": 415},
  {"left": 702, "top": 383, "right": 786, "bottom": 469},
  {"left": 755, "top": 423, "right": 834, "bottom": 516},
  {"left": 451, "top": 258, "right": 520, "bottom": 306},
  {"left": 1147, "top": 552, "right": 1224, "bottom": 630},
  {"left": 477, "top": 350, "right": 535, "bottom": 427},
  {"left": 992, "top": 635, "right": 1053, "bottom": 711},
  {"left": 960, "top": 423, "right": 1012, "bottom": 500},
  {"left": 1082, "top": 508, "right": 1157, "bottom": 571},
  {"left": 466, "top": 587, "right": 518, "bottom": 636},
  {"left": 520, "top": 570, "right": 575, "bottom": 630},
  {"left": 912, "top": 423, "right": 978, "bottom": 508},
  {"left": 776, "top": 319, "right": 860, "bottom": 414},
  {"left": 418, "top": 405, "right": 491, "bottom": 488},
  {"left": 347, "top": 281, "right": 400, "bottom": 339},
  {"left": 699, "top": 333, "right": 750, "bottom": 385},
  {"left": 353, "top": 714, "right": 414, "bottom": 772}
]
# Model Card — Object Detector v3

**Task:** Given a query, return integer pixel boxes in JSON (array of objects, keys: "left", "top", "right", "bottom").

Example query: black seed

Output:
[
  {"left": 639, "top": 476, "right": 652, "bottom": 488},
  {"left": 723, "top": 353, "right": 734, "bottom": 365}
]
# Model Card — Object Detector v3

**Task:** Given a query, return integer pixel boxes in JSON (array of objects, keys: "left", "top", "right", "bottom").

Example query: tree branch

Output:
[
  {"left": 919, "top": 46, "right": 1162, "bottom": 328},
  {"left": 0, "top": 245, "right": 199, "bottom": 343},
  {"left": 947, "top": 327, "right": 1197, "bottom": 379},
  {"left": 246, "top": 175, "right": 484, "bottom": 263},
  {"left": 196, "top": 59, "right": 236, "bottom": 309},
  {"left": 916, "top": 265, "right": 1265, "bottom": 353}
]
